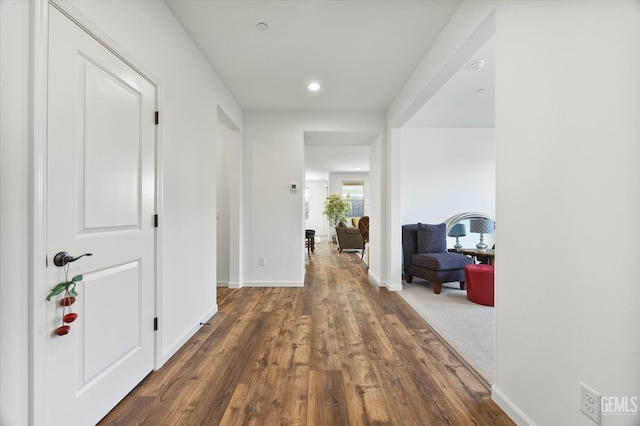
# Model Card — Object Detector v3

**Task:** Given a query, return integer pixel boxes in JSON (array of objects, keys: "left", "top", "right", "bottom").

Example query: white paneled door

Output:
[{"left": 46, "top": 6, "right": 156, "bottom": 425}]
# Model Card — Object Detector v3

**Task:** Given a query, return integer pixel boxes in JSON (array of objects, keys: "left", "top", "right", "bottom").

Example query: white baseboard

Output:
[
  {"left": 228, "top": 281, "right": 242, "bottom": 289},
  {"left": 241, "top": 281, "right": 303, "bottom": 287},
  {"left": 161, "top": 304, "right": 218, "bottom": 365},
  {"left": 368, "top": 269, "right": 382, "bottom": 286},
  {"left": 217, "top": 280, "right": 228, "bottom": 287},
  {"left": 367, "top": 270, "right": 402, "bottom": 291},
  {"left": 492, "top": 384, "right": 536, "bottom": 426},
  {"left": 386, "top": 281, "right": 403, "bottom": 291}
]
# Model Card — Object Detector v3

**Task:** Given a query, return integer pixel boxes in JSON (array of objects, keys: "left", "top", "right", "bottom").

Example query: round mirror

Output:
[{"left": 445, "top": 212, "right": 494, "bottom": 250}]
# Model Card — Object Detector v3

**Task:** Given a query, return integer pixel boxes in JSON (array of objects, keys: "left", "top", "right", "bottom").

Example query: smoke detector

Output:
[{"left": 467, "top": 60, "right": 485, "bottom": 70}]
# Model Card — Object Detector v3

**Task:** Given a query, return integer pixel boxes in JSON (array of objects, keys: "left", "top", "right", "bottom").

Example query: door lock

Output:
[{"left": 53, "top": 252, "right": 93, "bottom": 267}]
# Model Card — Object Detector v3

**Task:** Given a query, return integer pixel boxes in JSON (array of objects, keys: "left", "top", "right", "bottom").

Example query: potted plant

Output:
[{"left": 322, "top": 194, "right": 351, "bottom": 242}]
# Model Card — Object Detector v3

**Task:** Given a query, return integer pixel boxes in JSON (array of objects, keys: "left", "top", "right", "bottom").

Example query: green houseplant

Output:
[
  {"left": 322, "top": 194, "right": 351, "bottom": 225},
  {"left": 323, "top": 194, "right": 351, "bottom": 242}
]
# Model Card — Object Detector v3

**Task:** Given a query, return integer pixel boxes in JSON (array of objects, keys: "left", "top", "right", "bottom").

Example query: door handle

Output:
[{"left": 53, "top": 252, "right": 93, "bottom": 267}]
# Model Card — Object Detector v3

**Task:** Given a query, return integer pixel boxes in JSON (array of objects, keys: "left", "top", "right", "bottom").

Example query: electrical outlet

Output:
[
  {"left": 259, "top": 257, "right": 266, "bottom": 266},
  {"left": 580, "top": 382, "right": 602, "bottom": 424}
]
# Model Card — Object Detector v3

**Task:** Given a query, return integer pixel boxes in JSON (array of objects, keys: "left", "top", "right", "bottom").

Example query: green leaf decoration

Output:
[
  {"left": 46, "top": 282, "right": 70, "bottom": 301},
  {"left": 46, "top": 275, "right": 83, "bottom": 301}
]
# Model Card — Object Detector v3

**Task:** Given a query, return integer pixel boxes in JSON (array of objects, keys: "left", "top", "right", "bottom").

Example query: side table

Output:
[{"left": 451, "top": 248, "right": 495, "bottom": 265}]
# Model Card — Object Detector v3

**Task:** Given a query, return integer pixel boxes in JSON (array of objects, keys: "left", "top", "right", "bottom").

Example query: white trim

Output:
[
  {"left": 161, "top": 306, "right": 219, "bottom": 365},
  {"left": 387, "top": 126, "right": 403, "bottom": 291},
  {"left": 30, "top": 1, "right": 49, "bottom": 424},
  {"left": 384, "top": 281, "right": 402, "bottom": 292},
  {"left": 216, "top": 106, "right": 243, "bottom": 300},
  {"left": 242, "top": 281, "right": 304, "bottom": 288},
  {"left": 228, "top": 281, "right": 243, "bottom": 289},
  {"left": 50, "top": 0, "right": 159, "bottom": 85},
  {"left": 153, "top": 84, "right": 165, "bottom": 370},
  {"left": 369, "top": 269, "right": 399, "bottom": 292},
  {"left": 367, "top": 269, "right": 382, "bottom": 286},
  {"left": 492, "top": 385, "right": 536, "bottom": 426}
]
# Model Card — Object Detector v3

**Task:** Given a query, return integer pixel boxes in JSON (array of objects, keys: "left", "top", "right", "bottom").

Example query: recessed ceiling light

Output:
[
  {"left": 256, "top": 22, "right": 269, "bottom": 31},
  {"left": 308, "top": 82, "right": 320, "bottom": 92}
]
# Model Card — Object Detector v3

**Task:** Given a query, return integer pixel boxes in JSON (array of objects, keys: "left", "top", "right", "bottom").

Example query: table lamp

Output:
[
  {"left": 470, "top": 218, "right": 494, "bottom": 250},
  {"left": 447, "top": 223, "right": 466, "bottom": 250}
]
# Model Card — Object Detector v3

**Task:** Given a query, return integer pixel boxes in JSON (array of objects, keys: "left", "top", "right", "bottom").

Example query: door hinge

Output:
[
  {"left": 154, "top": 111, "right": 159, "bottom": 125},
  {"left": 154, "top": 214, "right": 159, "bottom": 228},
  {"left": 154, "top": 317, "right": 158, "bottom": 331}
]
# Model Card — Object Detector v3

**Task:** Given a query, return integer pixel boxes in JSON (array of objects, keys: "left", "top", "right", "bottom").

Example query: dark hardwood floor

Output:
[{"left": 99, "top": 242, "right": 513, "bottom": 425}]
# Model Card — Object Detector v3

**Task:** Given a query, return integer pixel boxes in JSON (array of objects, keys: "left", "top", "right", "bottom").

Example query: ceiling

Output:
[
  {"left": 165, "top": 0, "right": 462, "bottom": 111},
  {"left": 165, "top": 0, "right": 495, "bottom": 179},
  {"left": 406, "top": 36, "right": 495, "bottom": 127},
  {"left": 304, "top": 131, "right": 376, "bottom": 180}
]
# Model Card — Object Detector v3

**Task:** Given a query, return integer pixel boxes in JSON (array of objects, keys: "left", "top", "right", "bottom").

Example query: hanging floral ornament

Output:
[{"left": 46, "top": 263, "right": 83, "bottom": 336}]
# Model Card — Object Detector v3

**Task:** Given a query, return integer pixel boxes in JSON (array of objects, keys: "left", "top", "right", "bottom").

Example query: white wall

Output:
[
  {"left": 305, "top": 180, "right": 328, "bottom": 238},
  {"left": 0, "top": 1, "right": 242, "bottom": 422},
  {"left": 401, "top": 127, "right": 495, "bottom": 248},
  {"left": 369, "top": 134, "right": 384, "bottom": 285},
  {"left": 0, "top": 2, "right": 30, "bottom": 424},
  {"left": 388, "top": 1, "right": 640, "bottom": 424},
  {"left": 216, "top": 118, "right": 232, "bottom": 285},
  {"left": 243, "top": 111, "right": 384, "bottom": 287},
  {"left": 492, "top": 2, "right": 640, "bottom": 425},
  {"left": 64, "top": 0, "right": 242, "bottom": 364}
]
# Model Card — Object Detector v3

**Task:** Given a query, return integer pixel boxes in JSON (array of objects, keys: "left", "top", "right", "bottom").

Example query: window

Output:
[{"left": 342, "top": 182, "right": 364, "bottom": 217}]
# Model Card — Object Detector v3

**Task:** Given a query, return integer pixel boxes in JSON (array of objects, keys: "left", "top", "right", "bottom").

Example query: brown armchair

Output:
[
  {"left": 335, "top": 222, "right": 364, "bottom": 253},
  {"left": 358, "top": 216, "right": 369, "bottom": 260}
]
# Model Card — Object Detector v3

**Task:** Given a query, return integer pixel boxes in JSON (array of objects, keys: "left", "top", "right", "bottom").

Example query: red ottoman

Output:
[{"left": 465, "top": 264, "right": 495, "bottom": 306}]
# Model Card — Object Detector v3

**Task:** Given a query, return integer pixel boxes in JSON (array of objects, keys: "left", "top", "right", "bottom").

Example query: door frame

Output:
[{"left": 30, "top": 1, "right": 163, "bottom": 423}]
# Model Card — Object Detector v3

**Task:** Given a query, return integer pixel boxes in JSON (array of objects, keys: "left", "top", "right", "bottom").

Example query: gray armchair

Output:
[
  {"left": 402, "top": 223, "right": 473, "bottom": 294},
  {"left": 335, "top": 222, "right": 364, "bottom": 253}
]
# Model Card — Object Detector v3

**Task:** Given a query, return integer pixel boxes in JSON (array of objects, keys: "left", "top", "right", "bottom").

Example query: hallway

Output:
[{"left": 99, "top": 242, "right": 512, "bottom": 425}]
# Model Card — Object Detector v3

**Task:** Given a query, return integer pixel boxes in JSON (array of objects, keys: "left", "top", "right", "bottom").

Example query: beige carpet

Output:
[{"left": 398, "top": 280, "right": 494, "bottom": 385}]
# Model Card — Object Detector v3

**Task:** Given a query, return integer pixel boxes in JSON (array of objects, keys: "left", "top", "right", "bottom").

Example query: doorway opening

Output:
[
  {"left": 398, "top": 35, "right": 496, "bottom": 385},
  {"left": 216, "top": 108, "right": 241, "bottom": 288}
]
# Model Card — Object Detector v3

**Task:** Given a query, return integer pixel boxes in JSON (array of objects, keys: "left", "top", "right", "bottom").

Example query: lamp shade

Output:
[
  {"left": 447, "top": 223, "right": 466, "bottom": 238},
  {"left": 470, "top": 218, "right": 494, "bottom": 234}
]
